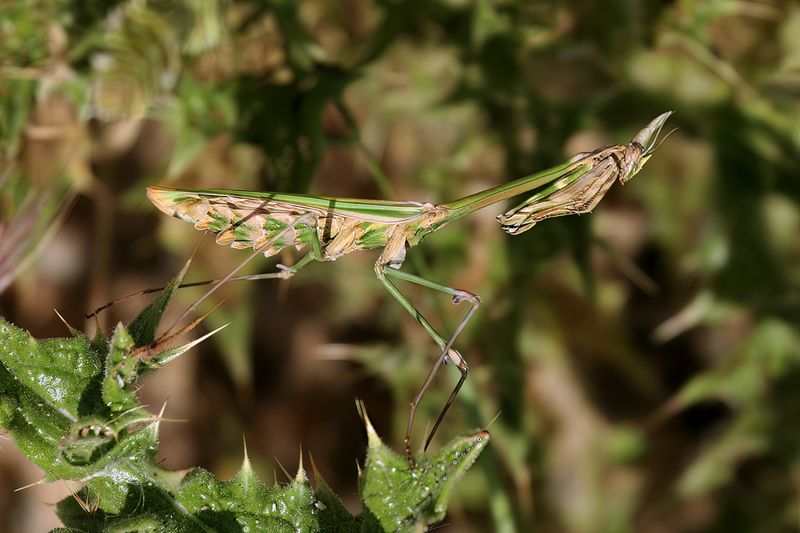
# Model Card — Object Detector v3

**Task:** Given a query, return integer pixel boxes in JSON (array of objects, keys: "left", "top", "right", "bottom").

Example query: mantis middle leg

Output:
[{"left": 375, "top": 261, "right": 481, "bottom": 466}]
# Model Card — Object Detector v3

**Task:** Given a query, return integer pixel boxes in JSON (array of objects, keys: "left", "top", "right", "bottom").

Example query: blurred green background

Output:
[{"left": 2, "top": 1, "right": 800, "bottom": 531}]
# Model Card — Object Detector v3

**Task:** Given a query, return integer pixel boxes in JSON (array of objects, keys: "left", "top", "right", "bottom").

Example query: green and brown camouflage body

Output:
[
  {"left": 147, "top": 112, "right": 673, "bottom": 466},
  {"left": 146, "top": 186, "right": 449, "bottom": 261},
  {"left": 148, "top": 112, "right": 672, "bottom": 264}
]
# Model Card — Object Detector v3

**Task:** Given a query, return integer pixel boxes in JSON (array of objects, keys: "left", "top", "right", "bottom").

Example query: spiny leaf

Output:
[
  {"left": 0, "top": 319, "right": 187, "bottom": 481},
  {"left": 175, "top": 466, "right": 317, "bottom": 531},
  {"left": 127, "top": 258, "right": 191, "bottom": 347},
  {"left": 146, "top": 322, "right": 228, "bottom": 368},
  {"left": 312, "top": 470, "right": 364, "bottom": 532},
  {"left": 0, "top": 318, "right": 104, "bottom": 417},
  {"left": 61, "top": 417, "right": 118, "bottom": 466},
  {"left": 1, "top": 318, "right": 487, "bottom": 531},
  {"left": 101, "top": 324, "right": 139, "bottom": 413},
  {"left": 359, "top": 417, "right": 490, "bottom": 531},
  {"left": 0, "top": 318, "right": 105, "bottom": 474}
]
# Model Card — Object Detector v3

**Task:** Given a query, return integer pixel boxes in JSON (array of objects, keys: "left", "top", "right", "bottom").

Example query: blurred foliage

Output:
[{"left": 3, "top": 0, "right": 800, "bottom": 531}]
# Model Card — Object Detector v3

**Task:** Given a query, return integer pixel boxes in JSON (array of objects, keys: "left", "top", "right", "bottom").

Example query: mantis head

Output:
[{"left": 619, "top": 111, "right": 674, "bottom": 185}]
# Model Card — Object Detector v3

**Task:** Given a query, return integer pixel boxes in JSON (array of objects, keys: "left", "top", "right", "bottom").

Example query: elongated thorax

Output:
[{"left": 496, "top": 111, "right": 672, "bottom": 234}]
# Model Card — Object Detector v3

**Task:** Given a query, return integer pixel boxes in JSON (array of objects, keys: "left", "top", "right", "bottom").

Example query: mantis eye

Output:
[{"left": 620, "top": 151, "right": 653, "bottom": 185}]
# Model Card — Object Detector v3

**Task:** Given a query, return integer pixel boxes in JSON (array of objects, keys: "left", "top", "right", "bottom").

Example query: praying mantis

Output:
[{"left": 146, "top": 111, "right": 673, "bottom": 467}]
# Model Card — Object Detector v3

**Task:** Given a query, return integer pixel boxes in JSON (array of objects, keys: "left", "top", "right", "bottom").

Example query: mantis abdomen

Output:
[{"left": 147, "top": 186, "right": 398, "bottom": 259}]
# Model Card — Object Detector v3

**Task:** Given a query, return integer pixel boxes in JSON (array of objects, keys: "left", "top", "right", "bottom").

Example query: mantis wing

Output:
[{"left": 147, "top": 186, "right": 428, "bottom": 258}]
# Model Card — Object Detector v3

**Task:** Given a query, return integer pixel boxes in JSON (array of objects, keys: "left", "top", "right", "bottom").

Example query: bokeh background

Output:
[{"left": 3, "top": 1, "right": 800, "bottom": 531}]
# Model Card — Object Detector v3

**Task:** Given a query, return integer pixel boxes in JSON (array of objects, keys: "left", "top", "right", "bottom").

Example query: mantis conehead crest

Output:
[{"left": 620, "top": 111, "right": 674, "bottom": 184}]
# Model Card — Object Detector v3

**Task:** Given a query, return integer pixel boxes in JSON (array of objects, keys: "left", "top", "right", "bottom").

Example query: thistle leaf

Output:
[
  {"left": 0, "top": 316, "right": 486, "bottom": 531},
  {"left": 359, "top": 427, "right": 490, "bottom": 532},
  {"left": 127, "top": 258, "right": 190, "bottom": 347}
]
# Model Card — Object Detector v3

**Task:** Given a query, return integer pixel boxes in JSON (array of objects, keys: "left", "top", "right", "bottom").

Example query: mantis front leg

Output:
[{"left": 375, "top": 260, "right": 481, "bottom": 467}]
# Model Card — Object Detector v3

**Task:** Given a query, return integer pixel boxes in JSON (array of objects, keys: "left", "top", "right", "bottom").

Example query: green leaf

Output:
[
  {"left": 0, "top": 317, "right": 487, "bottom": 531},
  {"left": 310, "top": 463, "right": 362, "bottom": 532},
  {"left": 359, "top": 412, "right": 490, "bottom": 531},
  {"left": 146, "top": 323, "right": 229, "bottom": 368},
  {"left": 128, "top": 259, "right": 190, "bottom": 347},
  {"left": 0, "top": 318, "right": 105, "bottom": 474},
  {"left": 176, "top": 466, "right": 316, "bottom": 531},
  {"left": 101, "top": 324, "right": 139, "bottom": 413},
  {"left": 0, "top": 318, "right": 104, "bottom": 417},
  {"left": 60, "top": 416, "right": 118, "bottom": 466}
]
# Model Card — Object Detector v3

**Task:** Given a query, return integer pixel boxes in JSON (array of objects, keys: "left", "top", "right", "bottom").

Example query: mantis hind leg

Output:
[
  {"left": 147, "top": 213, "right": 323, "bottom": 342},
  {"left": 375, "top": 262, "right": 481, "bottom": 466},
  {"left": 88, "top": 214, "right": 325, "bottom": 320}
]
